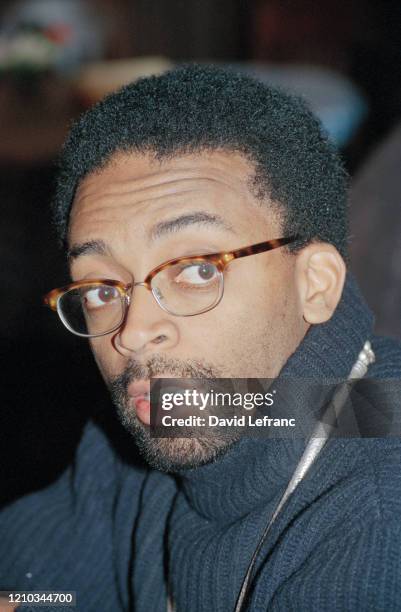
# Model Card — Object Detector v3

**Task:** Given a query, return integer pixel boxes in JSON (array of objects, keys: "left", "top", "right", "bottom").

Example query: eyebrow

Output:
[
  {"left": 149, "top": 211, "right": 235, "bottom": 241},
  {"left": 67, "top": 239, "right": 109, "bottom": 261},
  {"left": 68, "top": 212, "right": 235, "bottom": 261}
]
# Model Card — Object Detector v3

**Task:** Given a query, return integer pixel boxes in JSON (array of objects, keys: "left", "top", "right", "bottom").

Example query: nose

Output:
[{"left": 113, "top": 282, "right": 179, "bottom": 358}]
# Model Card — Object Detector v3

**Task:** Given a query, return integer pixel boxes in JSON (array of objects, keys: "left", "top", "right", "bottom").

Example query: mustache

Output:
[{"left": 108, "top": 354, "right": 222, "bottom": 398}]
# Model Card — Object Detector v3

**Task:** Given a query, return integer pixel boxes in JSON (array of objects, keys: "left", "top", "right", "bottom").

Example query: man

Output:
[{"left": 1, "top": 65, "right": 401, "bottom": 611}]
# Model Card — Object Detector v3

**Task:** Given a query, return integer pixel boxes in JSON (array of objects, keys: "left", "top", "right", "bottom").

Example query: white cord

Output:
[{"left": 234, "top": 341, "right": 376, "bottom": 612}]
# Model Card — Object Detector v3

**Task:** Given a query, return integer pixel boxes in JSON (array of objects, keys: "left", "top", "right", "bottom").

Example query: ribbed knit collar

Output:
[{"left": 179, "top": 274, "right": 374, "bottom": 523}]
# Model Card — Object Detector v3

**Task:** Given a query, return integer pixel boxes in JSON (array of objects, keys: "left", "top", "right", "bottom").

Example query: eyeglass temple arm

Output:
[
  {"left": 228, "top": 235, "right": 300, "bottom": 261},
  {"left": 43, "top": 293, "right": 57, "bottom": 310}
]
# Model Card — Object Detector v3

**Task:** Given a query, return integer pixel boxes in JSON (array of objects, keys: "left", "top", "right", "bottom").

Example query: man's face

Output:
[{"left": 68, "top": 150, "right": 308, "bottom": 470}]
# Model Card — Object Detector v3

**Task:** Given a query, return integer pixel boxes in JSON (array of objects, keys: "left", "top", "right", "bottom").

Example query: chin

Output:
[
  {"left": 135, "top": 433, "right": 238, "bottom": 473},
  {"left": 116, "top": 399, "right": 238, "bottom": 472}
]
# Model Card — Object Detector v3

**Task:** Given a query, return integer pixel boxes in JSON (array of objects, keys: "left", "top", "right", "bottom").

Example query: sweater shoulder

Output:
[
  {"left": 1, "top": 417, "right": 146, "bottom": 520},
  {"left": 262, "top": 517, "right": 401, "bottom": 611},
  {"left": 311, "top": 438, "right": 401, "bottom": 526},
  {"left": 0, "top": 419, "right": 147, "bottom": 602},
  {"left": 358, "top": 438, "right": 401, "bottom": 520}
]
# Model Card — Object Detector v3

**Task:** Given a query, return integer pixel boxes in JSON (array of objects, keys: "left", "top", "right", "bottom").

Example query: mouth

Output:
[
  {"left": 127, "top": 376, "right": 209, "bottom": 426},
  {"left": 127, "top": 380, "right": 151, "bottom": 425}
]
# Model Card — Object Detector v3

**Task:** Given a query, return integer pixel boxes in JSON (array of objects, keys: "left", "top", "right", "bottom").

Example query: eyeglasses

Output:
[{"left": 43, "top": 235, "right": 299, "bottom": 338}]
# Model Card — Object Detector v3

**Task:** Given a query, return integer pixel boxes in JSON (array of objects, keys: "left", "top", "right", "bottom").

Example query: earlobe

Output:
[{"left": 295, "top": 243, "right": 346, "bottom": 325}]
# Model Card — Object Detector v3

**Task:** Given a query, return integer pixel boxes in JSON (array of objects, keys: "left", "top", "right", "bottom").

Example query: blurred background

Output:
[{"left": 1, "top": 0, "right": 400, "bottom": 506}]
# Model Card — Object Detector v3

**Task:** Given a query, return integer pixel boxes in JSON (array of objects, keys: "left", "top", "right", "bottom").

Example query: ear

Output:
[{"left": 295, "top": 243, "right": 346, "bottom": 324}]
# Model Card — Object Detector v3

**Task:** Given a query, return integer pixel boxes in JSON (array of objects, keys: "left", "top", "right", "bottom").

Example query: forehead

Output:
[
  {"left": 77, "top": 148, "right": 256, "bottom": 188},
  {"left": 68, "top": 149, "right": 278, "bottom": 247}
]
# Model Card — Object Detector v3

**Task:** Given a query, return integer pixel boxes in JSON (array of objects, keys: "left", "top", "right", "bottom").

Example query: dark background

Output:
[{"left": 1, "top": 0, "right": 400, "bottom": 506}]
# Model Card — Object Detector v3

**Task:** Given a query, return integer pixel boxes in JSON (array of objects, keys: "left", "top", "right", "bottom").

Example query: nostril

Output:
[{"left": 153, "top": 334, "right": 167, "bottom": 344}]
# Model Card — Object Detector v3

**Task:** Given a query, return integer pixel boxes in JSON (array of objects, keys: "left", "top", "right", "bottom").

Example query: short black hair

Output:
[{"left": 53, "top": 64, "right": 349, "bottom": 256}]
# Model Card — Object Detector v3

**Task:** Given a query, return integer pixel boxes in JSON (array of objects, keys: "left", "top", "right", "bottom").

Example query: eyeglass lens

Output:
[
  {"left": 57, "top": 260, "right": 223, "bottom": 336},
  {"left": 58, "top": 284, "right": 125, "bottom": 336},
  {"left": 150, "top": 260, "right": 223, "bottom": 317}
]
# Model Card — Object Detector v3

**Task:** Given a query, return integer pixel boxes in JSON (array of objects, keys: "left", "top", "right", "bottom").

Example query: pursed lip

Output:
[
  {"left": 127, "top": 380, "right": 150, "bottom": 399},
  {"left": 127, "top": 375, "right": 192, "bottom": 396},
  {"left": 127, "top": 380, "right": 151, "bottom": 425}
]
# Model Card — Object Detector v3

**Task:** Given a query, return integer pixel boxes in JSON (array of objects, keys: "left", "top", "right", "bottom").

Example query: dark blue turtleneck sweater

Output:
[{"left": 1, "top": 276, "right": 401, "bottom": 611}]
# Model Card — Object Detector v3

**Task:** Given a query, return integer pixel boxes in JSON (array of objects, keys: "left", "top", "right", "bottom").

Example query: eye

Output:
[
  {"left": 174, "top": 263, "right": 218, "bottom": 286},
  {"left": 82, "top": 285, "right": 120, "bottom": 309}
]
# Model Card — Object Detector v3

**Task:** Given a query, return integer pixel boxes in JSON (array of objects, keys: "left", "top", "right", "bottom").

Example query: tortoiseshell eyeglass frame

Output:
[{"left": 43, "top": 235, "right": 299, "bottom": 336}]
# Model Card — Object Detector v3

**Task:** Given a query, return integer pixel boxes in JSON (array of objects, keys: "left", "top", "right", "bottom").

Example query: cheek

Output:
[
  {"left": 189, "top": 260, "right": 302, "bottom": 375},
  {"left": 178, "top": 282, "right": 279, "bottom": 369},
  {"left": 224, "top": 257, "right": 293, "bottom": 323},
  {"left": 89, "top": 337, "right": 124, "bottom": 382}
]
